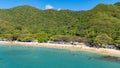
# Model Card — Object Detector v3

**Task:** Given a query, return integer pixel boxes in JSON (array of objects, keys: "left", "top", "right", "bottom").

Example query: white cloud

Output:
[
  {"left": 58, "top": 8, "right": 61, "bottom": 11},
  {"left": 45, "top": 4, "right": 54, "bottom": 9}
]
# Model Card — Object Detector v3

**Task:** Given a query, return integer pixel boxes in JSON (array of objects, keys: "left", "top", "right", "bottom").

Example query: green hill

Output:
[{"left": 0, "top": 3, "right": 120, "bottom": 46}]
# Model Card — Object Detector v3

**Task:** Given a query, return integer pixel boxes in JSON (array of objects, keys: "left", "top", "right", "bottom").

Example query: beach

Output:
[{"left": 0, "top": 41, "right": 120, "bottom": 57}]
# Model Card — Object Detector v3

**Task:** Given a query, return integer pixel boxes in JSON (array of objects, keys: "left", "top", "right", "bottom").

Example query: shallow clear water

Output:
[{"left": 0, "top": 45, "right": 120, "bottom": 68}]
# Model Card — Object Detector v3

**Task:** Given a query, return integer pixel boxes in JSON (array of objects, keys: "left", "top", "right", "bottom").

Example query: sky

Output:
[{"left": 0, "top": 0, "right": 119, "bottom": 10}]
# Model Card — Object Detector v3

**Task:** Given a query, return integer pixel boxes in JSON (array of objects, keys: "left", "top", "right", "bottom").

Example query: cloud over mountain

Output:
[{"left": 45, "top": 4, "right": 54, "bottom": 9}]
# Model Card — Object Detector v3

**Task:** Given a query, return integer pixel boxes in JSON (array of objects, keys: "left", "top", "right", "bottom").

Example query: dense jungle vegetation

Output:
[{"left": 0, "top": 2, "right": 120, "bottom": 47}]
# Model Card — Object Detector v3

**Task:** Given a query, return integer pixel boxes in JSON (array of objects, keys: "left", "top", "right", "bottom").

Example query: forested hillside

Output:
[{"left": 0, "top": 2, "right": 120, "bottom": 46}]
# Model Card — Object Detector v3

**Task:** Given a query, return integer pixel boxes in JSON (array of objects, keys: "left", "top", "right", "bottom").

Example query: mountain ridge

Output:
[{"left": 0, "top": 2, "right": 119, "bottom": 46}]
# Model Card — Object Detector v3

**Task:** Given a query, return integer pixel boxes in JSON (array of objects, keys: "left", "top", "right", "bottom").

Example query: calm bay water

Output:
[{"left": 0, "top": 45, "right": 120, "bottom": 68}]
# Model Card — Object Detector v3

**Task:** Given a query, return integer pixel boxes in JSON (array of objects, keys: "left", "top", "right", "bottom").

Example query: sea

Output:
[{"left": 0, "top": 45, "right": 120, "bottom": 68}]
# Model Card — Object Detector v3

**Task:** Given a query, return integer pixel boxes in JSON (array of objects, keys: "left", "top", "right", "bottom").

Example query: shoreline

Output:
[{"left": 0, "top": 41, "right": 120, "bottom": 57}]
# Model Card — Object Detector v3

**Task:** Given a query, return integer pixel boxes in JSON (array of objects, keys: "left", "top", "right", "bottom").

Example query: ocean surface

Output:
[{"left": 0, "top": 45, "right": 120, "bottom": 68}]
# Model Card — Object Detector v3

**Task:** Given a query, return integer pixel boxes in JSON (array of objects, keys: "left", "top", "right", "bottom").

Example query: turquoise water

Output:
[{"left": 0, "top": 45, "right": 120, "bottom": 68}]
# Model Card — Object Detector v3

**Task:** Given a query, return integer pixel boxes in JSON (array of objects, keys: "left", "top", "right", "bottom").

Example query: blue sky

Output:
[{"left": 0, "top": 0, "right": 119, "bottom": 10}]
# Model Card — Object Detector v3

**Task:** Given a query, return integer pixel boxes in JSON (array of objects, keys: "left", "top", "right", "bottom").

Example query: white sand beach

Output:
[{"left": 0, "top": 41, "right": 120, "bottom": 57}]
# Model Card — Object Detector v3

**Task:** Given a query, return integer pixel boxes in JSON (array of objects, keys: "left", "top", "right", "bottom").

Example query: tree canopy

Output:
[{"left": 0, "top": 2, "right": 120, "bottom": 46}]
